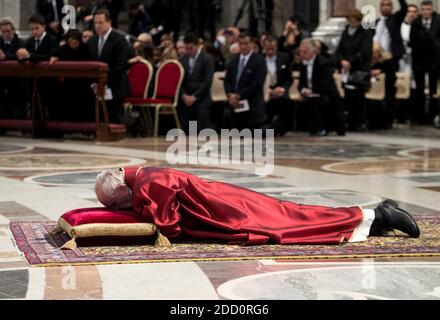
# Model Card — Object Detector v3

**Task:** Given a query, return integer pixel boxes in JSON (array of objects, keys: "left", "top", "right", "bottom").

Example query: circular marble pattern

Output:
[
  {"left": 265, "top": 190, "right": 383, "bottom": 208},
  {"left": 266, "top": 144, "right": 405, "bottom": 159},
  {"left": 217, "top": 265, "right": 440, "bottom": 300},
  {"left": 25, "top": 171, "right": 102, "bottom": 186},
  {"left": 0, "top": 144, "right": 33, "bottom": 155},
  {"left": 0, "top": 154, "right": 146, "bottom": 171},
  {"left": 324, "top": 158, "right": 440, "bottom": 175}
]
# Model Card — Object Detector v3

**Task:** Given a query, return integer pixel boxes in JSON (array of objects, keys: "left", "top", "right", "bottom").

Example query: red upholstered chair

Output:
[{"left": 138, "top": 60, "right": 185, "bottom": 137}]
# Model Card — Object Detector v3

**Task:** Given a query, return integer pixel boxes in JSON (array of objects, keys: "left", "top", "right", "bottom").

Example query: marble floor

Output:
[{"left": 1, "top": 127, "right": 440, "bottom": 300}]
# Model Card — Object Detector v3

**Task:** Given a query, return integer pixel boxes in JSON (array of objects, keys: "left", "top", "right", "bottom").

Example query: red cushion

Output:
[
  {"left": 61, "top": 208, "right": 146, "bottom": 226},
  {"left": 124, "top": 97, "right": 173, "bottom": 105},
  {"left": 127, "top": 62, "right": 151, "bottom": 98},
  {"left": 155, "top": 61, "right": 183, "bottom": 99},
  {"left": 0, "top": 119, "right": 33, "bottom": 130}
]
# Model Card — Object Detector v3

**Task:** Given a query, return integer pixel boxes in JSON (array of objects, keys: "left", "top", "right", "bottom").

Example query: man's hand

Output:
[
  {"left": 49, "top": 56, "right": 59, "bottom": 65},
  {"left": 0, "top": 49, "right": 6, "bottom": 61},
  {"left": 49, "top": 21, "right": 60, "bottom": 33},
  {"left": 270, "top": 87, "right": 286, "bottom": 99},
  {"left": 341, "top": 60, "right": 351, "bottom": 72},
  {"left": 228, "top": 93, "right": 239, "bottom": 109},
  {"left": 182, "top": 94, "right": 197, "bottom": 107},
  {"left": 84, "top": 15, "right": 94, "bottom": 22},
  {"left": 301, "top": 88, "right": 313, "bottom": 98},
  {"left": 16, "top": 48, "right": 30, "bottom": 61},
  {"left": 371, "top": 69, "right": 381, "bottom": 77}
]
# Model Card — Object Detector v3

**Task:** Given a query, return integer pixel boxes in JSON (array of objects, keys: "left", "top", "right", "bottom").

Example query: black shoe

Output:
[{"left": 375, "top": 201, "right": 420, "bottom": 238}]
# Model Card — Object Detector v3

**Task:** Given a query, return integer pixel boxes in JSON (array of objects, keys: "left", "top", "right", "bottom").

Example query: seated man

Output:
[{"left": 95, "top": 166, "right": 420, "bottom": 246}]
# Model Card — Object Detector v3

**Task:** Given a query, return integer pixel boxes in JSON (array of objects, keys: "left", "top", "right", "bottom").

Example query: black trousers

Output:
[
  {"left": 265, "top": 97, "right": 294, "bottom": 135},
  {"left": 178, "top": 102, "right": 212, "bottom": 134},
  {"left": 0, "top": 78, "right": 29, "bottom": 119},
  {"left": 303, "top": 96, "right": 328, "bottom": 134},
  {"left": 413, "top": 66, "right": 439, "bottom": 123},
  {"left": 344, "top": 87, "right": 367, "bottom": 129}
]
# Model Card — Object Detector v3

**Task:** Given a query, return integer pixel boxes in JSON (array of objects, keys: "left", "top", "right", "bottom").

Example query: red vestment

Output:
[{"left": 122, "top": 166, "right": 365, "bottom": 245}]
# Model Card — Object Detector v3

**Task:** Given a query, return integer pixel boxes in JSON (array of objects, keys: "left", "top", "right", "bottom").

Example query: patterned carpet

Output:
[{"left": 10, "top": 217, "right": 440, "bottom": 267}]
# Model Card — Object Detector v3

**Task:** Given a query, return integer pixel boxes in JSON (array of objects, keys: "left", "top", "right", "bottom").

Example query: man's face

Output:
[
  {"left": 298, "top": 42, "right": 314, "bottom": 61},
  {"left": 95, "top": 171, "right": 132, "bottom": 209},
  {"left": 68, "top": 38, "right": 80, "bottom": 50},
  {"left": 406, "top": 6, "right": 419, "bottom": 22},
  {"left": 239, "top": 36, "right": 252, "bottom": 55},
  {"left": 30, "top": 23, "right": 45, "bottom": 38},
  {"left": 421, "top": 5, "right": 433, "bottom": 19},
  {"left": 380, "top": 0, "right": 393, "bottom": 17},
  {"left": 348, "top": 17, "right": 362, "bottom": 29},
  {"left": 264, "top": 41, "right": 277, "bottom": 58},
  {"left": 184, "top": 42, "right": 198, "bottom": 57},
  {"left": 94, "top": 14, "right": 111, "bottom": 36},
  {"left": 82, "top": 31, "right": 93, "bottom": 43},
  {"left": 0, "top": 24, "right": 14, "bottom": 41}
]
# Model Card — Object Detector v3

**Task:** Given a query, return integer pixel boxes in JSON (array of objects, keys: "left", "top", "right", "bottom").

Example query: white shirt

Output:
[
  {"left": 302, "top": 55, "right": 316, "bottom": 92},
  {"left": 266, "top": 55, "right": 277, "bottom": 75},
  {"left": 374, "top": 17, "right": 391, "bottom": 53},
  {"left": 98, "top": 28, "right": 112, "bottom": 57},
  {"left": 401, "top": 21, "right": 411, "bottom": 44},
  {"left": 189, "top": 48, "right": 202, "bottom": 74},
  {"left": 423, "top": 18, "right": 432, "bottom": 29},
  {"left": 239, "top": 51, "right": 253, "bottom": 69},
  {"left": 35, "top": 32, "right": 47, "bottom": 50}
]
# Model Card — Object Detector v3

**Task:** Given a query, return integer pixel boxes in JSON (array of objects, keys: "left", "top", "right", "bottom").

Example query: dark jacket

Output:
[
  {"left": 299, "top": 54, "right": 339, "bottom": 99},
  {"left": 374, "top": 0, "right": 408, "bottom": 59},
  {"left": 24, "top": 32, "right": 59, "bottom": 62},
  {"left": 179, "top": 50, "right": 215, "bottom": 109},
  {"left": 36, "top": 0, "right": 65, "bottom": 24},
  {"left": 265, "top": 52, "right": 293, "bottom": 97},
  {"left": 89, "top": 30, "right": 131, "bottom": 100},
  {"left": 54, "top": 43, "right": 90, "bottom": 61},
  {"left": 335, "top": 26, "right": 373, "bottom": 73},
  {"left": 410, "top": 12, "right": 440, "bottom": 70},
  {"left": 0, "top": 34, "right": 22, "bottom": 60},
  {"left": 224, "top": 52, "right": 268, "bottom": 125}
]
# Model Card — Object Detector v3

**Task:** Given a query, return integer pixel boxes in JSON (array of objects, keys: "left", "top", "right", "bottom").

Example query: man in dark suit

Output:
[
  {"left": 16, "top": 14, "right": 61, "bottom": 120},
  {"left": 0, "top": 19, "right": 27, "bottom": 119},
  {"left": 374, "top": 0, "right": 408, "bottom": 69},
  {"left": 263, "top": 36, "right": 293, "bottom": 136},
  {"left": 410, "top": 0, "right": 440, "bottom": 124},
  {"left": 224, "top": 32, "right": 267, "bottom": 131},
  {"left": 16, "top": 14, "right": 59, "bottom": 63},
  {"left": 36, "top": 0, "right": 65, "bottom": 39},
  {"left": 89, "top": 9, "right": 131, "bottom": 125},
  {"left": 299, "top": 39, "right": 345, "bottom": 136},
  {"left": 178, "top": 32, "right": 215, "bottom": 134}
]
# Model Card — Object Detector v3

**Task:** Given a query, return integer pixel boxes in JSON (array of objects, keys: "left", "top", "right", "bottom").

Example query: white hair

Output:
[
  {"left": 95, "top": 170, "right": 132, "bottom": 209},
  {"left": 300, "top": 38, "right": 319, "bottom": 53}
]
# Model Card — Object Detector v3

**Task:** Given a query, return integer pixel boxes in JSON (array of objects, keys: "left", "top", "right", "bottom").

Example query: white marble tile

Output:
[{"left": 98, "top": 263, "right": 219, "bottom": 300}]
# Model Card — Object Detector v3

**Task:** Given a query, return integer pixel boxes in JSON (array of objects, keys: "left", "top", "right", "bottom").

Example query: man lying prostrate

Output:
[{"left": 95, "top": 167, "right": 420, "bottom": 246}]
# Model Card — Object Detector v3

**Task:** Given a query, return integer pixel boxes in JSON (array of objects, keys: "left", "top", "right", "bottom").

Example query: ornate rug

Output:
[{"left": 10, "top": 216, "right": 440, "bottom": 267}]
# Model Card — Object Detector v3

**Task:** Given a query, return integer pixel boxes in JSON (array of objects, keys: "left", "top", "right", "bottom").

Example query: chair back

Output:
[
  {"left": 153, "top": 60, "right": 185, "bottom": 105},
  {"left": 366, "top": 73, "right": 386, "bottom": 100},
  {"left": 127, "top": 59, "right": 154, "bottom": 99},
  {"left": 395, "top": 72, "right": 411, "bottom": 100},
  {"left": 289, "top": 71, "right": 301, "bottom": 101},
  {"left": 211, "top": 71, "right": 228, "bottom": 102}
]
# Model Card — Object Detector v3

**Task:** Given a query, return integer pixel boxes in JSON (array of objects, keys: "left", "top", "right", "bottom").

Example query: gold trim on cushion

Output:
[{"left": 58, "top": 218, "right": 157, "bottom": 238}]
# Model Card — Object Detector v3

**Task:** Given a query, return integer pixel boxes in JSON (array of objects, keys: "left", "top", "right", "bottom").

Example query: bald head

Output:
[{"left": 95, "top": 170, "right": 133, "bottom": 209}]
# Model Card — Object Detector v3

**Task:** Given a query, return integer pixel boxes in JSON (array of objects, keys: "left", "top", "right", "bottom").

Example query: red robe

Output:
[{"left": 122, "top": 166, "right": 365, "bottom": 245}]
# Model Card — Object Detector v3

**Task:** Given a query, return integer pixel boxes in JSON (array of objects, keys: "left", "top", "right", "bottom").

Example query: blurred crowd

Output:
[{"left": 1, "top": 0, "right": 440, "bottom": 138}]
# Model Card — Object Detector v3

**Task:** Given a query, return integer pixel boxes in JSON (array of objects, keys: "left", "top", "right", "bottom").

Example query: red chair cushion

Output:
[{"left": 0, "top": 119, "right": 33, "bottom": 130}]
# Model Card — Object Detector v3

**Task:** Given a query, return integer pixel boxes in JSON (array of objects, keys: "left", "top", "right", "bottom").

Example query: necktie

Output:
[
  {"left": 236, "top": 57, "right": 246, "bottom": 88},
  {"left": 98, "top": 36, "right": 105, "bottom": 58},
  {"left": 189, "top": 57, "right": 195, "bottom": 75},
  {"left": 35, "top": 39, "right": 41, "bottom": 51}
]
